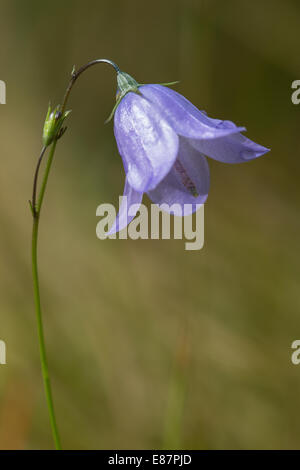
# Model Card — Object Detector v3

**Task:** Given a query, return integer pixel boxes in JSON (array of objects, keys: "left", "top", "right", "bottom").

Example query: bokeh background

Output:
[{"left": 0, "top": 0, "right": 299, "bottom": 449}]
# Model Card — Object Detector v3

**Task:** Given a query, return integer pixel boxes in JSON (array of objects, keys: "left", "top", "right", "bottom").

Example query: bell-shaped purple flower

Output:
[{"left": 109, "top": 72, "right": 269, "bottom": 234}]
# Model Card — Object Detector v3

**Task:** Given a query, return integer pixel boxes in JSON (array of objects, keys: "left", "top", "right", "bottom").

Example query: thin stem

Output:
[
  {"left": 32, "top": 142, "right": 61, "bottom": 449},
  {"left": 31, "top": 58, "right": 120, "bottom": 449},
  {"left": 37, "top": 141, "right": 57, "bottom": 213},
  {"left": 61, "top": 59, "right": 120, "bottom": 114},
  {"left": 32, "top": 223, "right": 61, "bottom": 449},
  {"left": 32, "top": 146, "right": 47, "bottom": 215}
]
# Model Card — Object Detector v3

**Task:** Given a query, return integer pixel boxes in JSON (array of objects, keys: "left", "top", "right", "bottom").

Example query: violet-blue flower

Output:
[{"left": 109, "top": 71, "right": 270, "bottom": 234}]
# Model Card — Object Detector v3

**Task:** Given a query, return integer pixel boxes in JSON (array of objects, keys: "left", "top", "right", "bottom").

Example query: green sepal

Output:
[
  {"left": 105, "top": 96, "right": 123, "bottom": 124},
  {"left": 138, "top": 80, "right": 180, "bottom": 87}
]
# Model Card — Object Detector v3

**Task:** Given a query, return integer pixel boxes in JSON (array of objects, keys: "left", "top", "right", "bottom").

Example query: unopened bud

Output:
[{"left": 42, "top": 104, "right": 71, "bottom": 147}]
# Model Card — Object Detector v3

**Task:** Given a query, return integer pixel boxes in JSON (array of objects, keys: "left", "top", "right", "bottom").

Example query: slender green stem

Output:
[
  {"left": 32, "top": 221, "right": 61, "bottom": 450},
  {"left": 32, "top": 142, "right": 61, "bottom": 449},
  {"left": 32, "top": 146, "right": 47, "bottom": 214},
  {"left": 37, "top": 141, "right": 57, "bottom": 212},
  {"left": 30, "top": 58, "right": 120, "bottom": 449},
  {"left": 31, "top": 153, "right": 61, "bottom": 448}
]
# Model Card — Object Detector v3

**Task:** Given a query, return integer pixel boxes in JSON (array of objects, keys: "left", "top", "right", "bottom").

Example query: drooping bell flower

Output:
[{"left": 108, "top": 71, "right": 269, "bottom": 234}]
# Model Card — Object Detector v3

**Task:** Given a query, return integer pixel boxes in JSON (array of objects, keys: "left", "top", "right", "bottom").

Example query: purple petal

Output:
[
  {"left": 108, "top": 177, "right": 143, "bottom": 235},
  {"left": 147, "top": 138, "right": 209, "bottom": 216},
  {"left": 140, "top": 84, "right": 245, "bottom": 139},
  {"left": 189, "top": 132, "right": 270, "bottom": 163},
  {"left": 114, "top": 92, "right": 179, "bottom": 192}
]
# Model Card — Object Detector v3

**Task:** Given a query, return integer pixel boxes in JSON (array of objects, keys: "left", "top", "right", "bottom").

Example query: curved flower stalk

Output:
[
  {"left": 30, "top": 59, "right": 269, "bottom": 449},
  {"left": 109, "top": 73, "right": 270, "bottom": 233}
]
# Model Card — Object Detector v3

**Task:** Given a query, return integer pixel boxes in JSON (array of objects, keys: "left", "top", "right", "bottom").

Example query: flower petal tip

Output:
[{"left": 240, "top": 144, "right": 270, "bottom": 161}]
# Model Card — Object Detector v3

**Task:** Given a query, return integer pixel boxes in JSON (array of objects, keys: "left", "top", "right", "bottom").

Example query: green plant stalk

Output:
[
  {"left": 30, "top": 59, "right": 121, "bottom": 449},
  {"left": 31, "top": 141, "right": 61, "bottom": 449}
]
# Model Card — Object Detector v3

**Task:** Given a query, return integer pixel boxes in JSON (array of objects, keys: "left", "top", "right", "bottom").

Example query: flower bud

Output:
[{"left": 42, "top": 104, "right": 71, "bottom": 147}]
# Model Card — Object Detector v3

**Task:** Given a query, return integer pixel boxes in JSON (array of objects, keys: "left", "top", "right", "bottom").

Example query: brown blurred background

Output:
[{"left": 0, "top": 0, "right": 300, "bottom": 449}]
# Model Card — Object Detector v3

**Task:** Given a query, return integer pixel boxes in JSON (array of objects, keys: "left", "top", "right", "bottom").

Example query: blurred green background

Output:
[{"left": 0, "top": 0, "right": 300, "bottom": 449}]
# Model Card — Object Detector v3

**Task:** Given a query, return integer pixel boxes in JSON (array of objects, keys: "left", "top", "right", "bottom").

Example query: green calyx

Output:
[
  {"left": 42, "top": 104, "right": 71, "bottom": 147},
  {"left": 105, "top": 71, "right": 179, "bottom": 124},
  {"left": 117, "top": 71, "right": 139, "bottom": 96}
]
